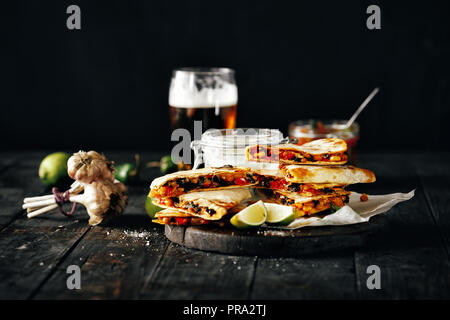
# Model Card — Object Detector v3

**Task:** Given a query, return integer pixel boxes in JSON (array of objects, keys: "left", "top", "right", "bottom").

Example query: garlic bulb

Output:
[{"left": 67, "top": 150, "right": 115, "bottom": 184}]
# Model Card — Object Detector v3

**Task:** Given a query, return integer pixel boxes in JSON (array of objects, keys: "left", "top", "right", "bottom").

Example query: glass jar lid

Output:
[
  {"left": 190, "top": 128, "right": 285, "bottom": 169},
  {"left": 192, "top": 128, "right": 285, "bottom": 149}
]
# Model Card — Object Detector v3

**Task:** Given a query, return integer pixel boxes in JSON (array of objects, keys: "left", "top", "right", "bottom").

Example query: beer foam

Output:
[{"left": 169, "top": 80, "right": 238, "bottom": 108}]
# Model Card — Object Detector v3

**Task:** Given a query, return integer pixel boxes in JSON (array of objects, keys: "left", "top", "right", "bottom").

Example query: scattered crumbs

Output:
[
  {"left": 79, "top": 258, "right": 83, "bottom": 261},
  {"left": 39, "top": 262, "right": 44, "bottom": 266},
  {"left": 16, "top": 244, "right": 27, "bottom": 250},
  {"left": 261, "top": 230, "right": 291, "bottom": 236},
  {"left": 145, "top": 241, "right": 150, "bottom": 246},
  {"left": 109, "top": 253, "right": 114, "bottom": 256},
  {"left": 123, "top": 230, "right": 151, "bottom": 239},
  {"left": 237, "top": 266, "right": 241, "bottom": 270},
  {"left": 233, "top": 261, "right": 237, "bottom": 265},
  {"left": 185, "top": 259, "right": 190, "bottom": 263},
  {"left": 58, "top": 225, "right": 64, "bottom": 228},
  {"left": 121, "top": 254, "right": 124, "bottom": 257}
]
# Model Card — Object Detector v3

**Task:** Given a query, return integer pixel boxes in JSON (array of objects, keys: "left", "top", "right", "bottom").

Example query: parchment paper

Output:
[{"left": 267, "top": 190, "right": 415, "bottom": 229}]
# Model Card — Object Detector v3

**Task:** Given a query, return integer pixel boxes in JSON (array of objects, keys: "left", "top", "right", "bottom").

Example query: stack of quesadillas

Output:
[
  {"left": 148, "top": 138, "right": 375, "bottom": 226},
  {"left": 246, "top": 138, "right": 375, "bottom": 218},
  {"left": 149, "top": 167, "right": 257, "bottom": 225}
]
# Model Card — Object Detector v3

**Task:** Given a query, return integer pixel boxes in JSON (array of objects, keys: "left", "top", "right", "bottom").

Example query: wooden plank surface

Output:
[
  {"left": 0, "top": 152, "right": 92, "bottom": 299},
  {"left": 252, "top": 252, "right": 357, "bottom": 299},
  {"left": 33, "top": 187, "right": 169, "bottom": 299},
  {"left": 0, "top": 151, "right": 449, "bottom": 299},
  {"left": 0, "top": 153, "right": 46, "bottom": 229},
  {"left": 34, "top": 219, "right": 168, "bottom": 299},
  {"left": 413, "top": 153, "right": 450, "bottom": 260},
  {"left": 353, "top": 153, "right": 450, "bottom": 299},
  {"left": 140, "top": 243, "right": 258, "bottom": 299},
  {"left": 0, "top": 212, "right": 91, "bottom": 299},
  {"left": 0, "top": 151, "right": 165, "bottom": 299},
  {"left": 165, "top": 216, "right": 384, "bottom": 257}
]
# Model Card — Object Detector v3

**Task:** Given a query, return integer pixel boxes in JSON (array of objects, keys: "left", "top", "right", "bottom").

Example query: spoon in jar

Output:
[{"left": 337, "top": 87, "right": 379, "bottom": 130}]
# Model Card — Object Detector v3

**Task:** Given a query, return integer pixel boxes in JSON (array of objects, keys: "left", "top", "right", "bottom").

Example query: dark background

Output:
[{"left": 2, "top": 0, "right": 449, "bottom": 151}]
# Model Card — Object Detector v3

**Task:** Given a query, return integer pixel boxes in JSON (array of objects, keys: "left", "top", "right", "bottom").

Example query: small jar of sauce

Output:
[{"left": 288, "top": 120, "right": 359, "bottom": 164}]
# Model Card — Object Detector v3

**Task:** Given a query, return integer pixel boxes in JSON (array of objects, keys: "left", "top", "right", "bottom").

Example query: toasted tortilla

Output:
[
  {"left": 280, "top": 165, "right": 376, "bottom": 184},
  {"left": 246, "top": 138, "right": 348, "bottom": 165},
  {"left": 273, "top": 189, "right": 350, "bottom": 203},
  {"left": 152, "top": 218, "right": 222, "bottom": 226},
  {"left": 153, "top": 188, "right": 252, "bottom": 220},
  {"left": 155, "top": 208, "right": 193, "bottom": 218},
  {"left": 252, "top": 168, "right": 346, "bottom": 196},
  {"left": 149, "top": 166, "right": 257, "bottom": 198},
  {"left": 152, "top": 208, "right": 209, "bottom": 226}
]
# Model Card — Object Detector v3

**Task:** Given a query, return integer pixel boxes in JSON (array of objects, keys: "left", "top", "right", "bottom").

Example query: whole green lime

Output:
[
  {"left": 115, "top": 162, "right": 138, "bottom": 184},
  {"left": 38, "top": 152, "right": 71, "bottom": 187},
  {"left": 160, "top": 155, "right": 177, "bottom": 175},
  {"left": 145, "top": 197, "right": 163, "bottom": 219}
]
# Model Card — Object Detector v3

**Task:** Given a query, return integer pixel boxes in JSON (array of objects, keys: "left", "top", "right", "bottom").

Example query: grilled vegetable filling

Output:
[
  {"left": 157, "top": 216, "right": 210, "bottom": 226},
  {"left": 156, "top": 198, "right": 218, "bottom": 217},
  {"left": 155, "top": 172, "right": 258, "bottom": 197},
  {"left": 256, "top": 175, "right": 342, "bottom": 196},
  {"left": 276, "top": 194, "right": 350, "bottom": 217},
  {"left": 278, "top": 150, "right": 347, "bottom": 163},
  {"left": 248, "top": 146, "right": 347, "bottom": 163}
]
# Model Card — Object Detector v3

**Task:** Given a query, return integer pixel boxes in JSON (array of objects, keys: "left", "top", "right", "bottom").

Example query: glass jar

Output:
[
  {"left": 191, "top": 128, "right": 286, "bottom": 169},
  {"left": 288, "top": 120, "right": 360, "bottom": 164}
]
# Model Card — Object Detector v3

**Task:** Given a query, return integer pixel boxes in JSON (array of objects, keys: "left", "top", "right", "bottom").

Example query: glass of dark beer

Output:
[{"left": 169, "top": 67, "right": 238, "bottom": 136}]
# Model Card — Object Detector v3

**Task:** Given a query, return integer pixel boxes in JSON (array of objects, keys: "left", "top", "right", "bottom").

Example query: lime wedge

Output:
[
  {"left": 230, "top": 200, "right": 267, "bottom": 229},
  {"left": 264, "top": 203, "right": 298, "bottom": 226}
]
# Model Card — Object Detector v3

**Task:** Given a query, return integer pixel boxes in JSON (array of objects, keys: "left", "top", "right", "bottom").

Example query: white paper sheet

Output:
[{"left": 266, "top": 190, "right": 415, "bottom": 229}]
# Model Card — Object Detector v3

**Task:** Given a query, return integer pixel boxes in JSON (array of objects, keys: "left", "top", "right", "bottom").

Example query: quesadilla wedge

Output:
[
  {"left": 280, "top": 164, "right": 376, "bottom": 184},
  {"left": 149, "top": 166, "right": 258, "bottom": 198},
  {"left": 152, "top": 208, "right": 223, "bottom": 226},
  {"left": 246, "top": 138, "right": 348, "bottom": 165},
  {"left": 253, "top": 168, "right": 346, "bottom": 197},
  {"left": 261, "top": 189, "right": 351, "bottom": 217},
  {"left": 153, "top": 188, "right": 252, "bottom": 220}
]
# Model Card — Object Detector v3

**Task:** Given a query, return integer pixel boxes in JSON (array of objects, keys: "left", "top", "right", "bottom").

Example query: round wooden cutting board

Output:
[{"left": 164, "top": 215, "right": 386, "bottom": 257}]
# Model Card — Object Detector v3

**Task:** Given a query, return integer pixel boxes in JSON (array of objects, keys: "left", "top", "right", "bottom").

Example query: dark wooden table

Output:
[{"left": 0, "top": 151, "right": 449, "bottom": 300}]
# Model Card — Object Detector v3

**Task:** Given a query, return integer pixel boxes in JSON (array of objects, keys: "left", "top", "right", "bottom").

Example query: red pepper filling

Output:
[
  {"left": 234, "top": 177, "right": 249, "bottom": 185},
  {"left": 269, "top": 179, "right": 287, "bottom": 190},
  {"left": 174, "top": 217, "right": 189, "bottom": 225},
  {"left": 160, "top": 217, "right": 211, "bottom": 225},
  {"left": 281, "top": 151, "right": 295, "bottom": 160}
]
